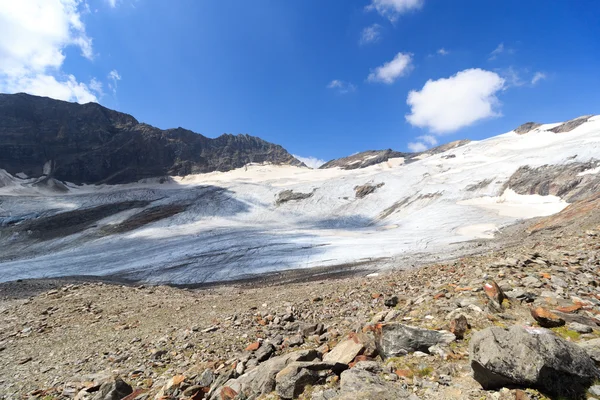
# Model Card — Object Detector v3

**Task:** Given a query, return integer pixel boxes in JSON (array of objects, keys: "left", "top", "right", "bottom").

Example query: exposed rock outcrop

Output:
[
  {"left": 0, "top": 93, "right": 303, "bottom": 184},
  {"left": 354, "top": 183, "right": 384, "bottom": 199},
  {"left": 276, "top": 189, "right": 315, "bottom": 205},
  {"left": 502, "top": 160, "right": 600, "bottom": 202},
  {"left": 320, "top": 140, "right": 471, "bottom": 170},
  {"left": 514, "top": 122, "right": 542, "bottom": 134},
  {"left": 550, "top": 115, "right": 594, "bottom": 133},
  {"left": 320, "top": 149, "right": 407, "bottom": 170}
]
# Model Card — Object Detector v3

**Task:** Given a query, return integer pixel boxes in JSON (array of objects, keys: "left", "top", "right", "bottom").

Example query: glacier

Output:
[{"left": 0, "top": 116, "right": 599, "bottom": 284}]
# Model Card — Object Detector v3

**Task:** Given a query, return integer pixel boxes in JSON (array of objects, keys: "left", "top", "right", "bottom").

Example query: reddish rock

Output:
[
  {"left": 245, "top": 341, "right": 261, "bottom": 351},
  {"left": 531, "top": 307, "right": 565, "bottom": 328},
  {"left": 483, "top": 281, "right": 506, "bottom": 306},
  {"left": 220, "top": 386, "right": 238, "bottom": 400},
  {"left": 555, "top": 303, "right": 583, "bottom": 313}
]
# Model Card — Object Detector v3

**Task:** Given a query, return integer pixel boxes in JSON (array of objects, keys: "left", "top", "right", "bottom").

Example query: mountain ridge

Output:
[{"left": 0, "top": 93, "right": 304, "bottom": 184}]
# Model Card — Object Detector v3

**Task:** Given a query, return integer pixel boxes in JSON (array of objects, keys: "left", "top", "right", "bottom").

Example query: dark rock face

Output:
[
  {"left": 0, "top": 93, "right": 303, "bottom": 184},
  {"left": 354, "top": 183, "right": 384, "bottom": 199},
  {"left": 320, "top": 149, "right": 408, "bottom": 170},
  {"left": 502, "top": 160, "right": 600, "bottom": 202},
  {"left": 514, "top": 122, "right": 542, "bottom": 134},
  {"left": 470, "top": 325, "right": 599, "bottom": 398},
  {"left": 320, "top": 140, "right": 470, "bottom": 170},
  {"left": 550, "top": 115, "right": 593, "bottom": 133},
  {"left": 276, "top": 189, "right": 315, "bottom": 205}
]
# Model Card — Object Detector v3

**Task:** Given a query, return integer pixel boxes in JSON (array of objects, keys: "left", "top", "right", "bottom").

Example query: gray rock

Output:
[
  {"left": 255, "top": 343, "right": 275, "bottom": 362},
  {"left": 275, "top": 361, "right": 344, "bottom": 399},
  {"left": 514, "top": 122, "right": 542, "bottom": 134},
  {"left": 522, "top": 276, "right": 543, "bottom": 288},
  {"left": 469, "top": 325, "right": 599, "bottom": 398},
  {"left": 569, "top": 322, "right": 593, "bottom": 334},
  {"left": 374, "top": 323, "right": 455, "bottom": 358},
  {"left": 589, "top": 385, "right": 600, "bottom": 397},
  {"left": 355, "top": 183, "right": 385, "bottom": 199},
  {"left": 209, "top": 349, "right": 318, "bottom": 399},
  {"left": 323, "top": 334, "right": 366, "bottom": 365},
  {"left": 287, "top": 334, "right": 304, "bottom": 347},
  {"left": 579, "top": 338, "right": 600, "bottom": 363},
  {"left": 276, "top": 190, "right": 315, "bottom": 205},
  {"left": 91, "top": 377, "right": 133, "bottom": 400},
  {"left": 335, "top": 368, "right": 410, "bottom": 399}
]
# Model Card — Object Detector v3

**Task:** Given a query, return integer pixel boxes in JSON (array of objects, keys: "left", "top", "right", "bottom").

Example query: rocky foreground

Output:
[{"left": 1, "top": 198, "right": 600, "bottom": 399}]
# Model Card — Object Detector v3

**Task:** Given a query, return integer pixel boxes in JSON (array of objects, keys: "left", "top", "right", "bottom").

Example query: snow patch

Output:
[{"left": 458, "top": 188, "right": 569, "bottom": 218}]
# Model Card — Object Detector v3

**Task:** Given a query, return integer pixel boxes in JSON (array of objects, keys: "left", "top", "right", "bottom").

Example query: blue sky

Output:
[{"left": 1, "top": 0, "right": 599, "bottom": 166}]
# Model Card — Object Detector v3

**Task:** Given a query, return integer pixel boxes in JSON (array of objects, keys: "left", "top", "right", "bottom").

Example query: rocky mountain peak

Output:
[{"left": 0, "top": 93, "right": 303, "bottom": 184}]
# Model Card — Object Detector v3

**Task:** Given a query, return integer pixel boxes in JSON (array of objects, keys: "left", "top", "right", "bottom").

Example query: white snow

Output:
[
  {"left": 578, "top": 166, "right": 600, "bottom": 176},
  {"left": 458, "top": 188, "right": 569, "bottom": 218},
  {"left": 0, "top": 116, "right": 599, "bottom": 284}
]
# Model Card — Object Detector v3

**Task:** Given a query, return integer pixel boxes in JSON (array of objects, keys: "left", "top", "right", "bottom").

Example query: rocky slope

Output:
[
  {"left": 319, "top": 140, "right": 470, "bottom": 170},
  {"left": 1, "top": 192, "right": 600, "bottom": 399},
  {"left": 0, "top": 93, "right": 303, "bottom": 184}
]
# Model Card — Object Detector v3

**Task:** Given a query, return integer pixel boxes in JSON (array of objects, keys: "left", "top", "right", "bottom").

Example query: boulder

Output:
[
  {"left": 323, "top": 333, "right": 371, "bottom": 365},
  {"left": 335, "top": 368, "right": 411, "bottom": 399},
  {"left": 530, "top": 307, "right": 565, "bottom": 328},
  {"left": 373, "top": 323, "right": 455, "bottom": 358},
  {"left": 275, "top": 361, "right": 345, "bottom": 399},
  {"left": 91, "top": 377, "right": 132, "bottom": 400},
  {"left": 469, "top": 325, "right": 599, "bottom": 398},
  {"left": 579, "top": 338, "right": 600, "bottom": 363},
  {"left": 209, "top": 349, "right": 318, "bottom": 399}
]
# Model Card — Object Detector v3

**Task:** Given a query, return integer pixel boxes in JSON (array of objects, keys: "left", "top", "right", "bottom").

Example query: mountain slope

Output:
[{"left": 0, "top": 93, "right": 303, "bottom": 184}]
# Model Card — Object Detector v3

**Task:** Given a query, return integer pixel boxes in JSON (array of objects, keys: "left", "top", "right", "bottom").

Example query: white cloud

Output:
[
  {"left": 407, "top": 142, "right": 427, "bottom": 152},
  {"left": 327, "top": 79, "right": 356, "bottom": 94},
  {"left": 0, "top": 0, "right": 99, "bottom": 103},
  {"left": 293, "top": 155, "right": 326, "bottom": 169},
  {"left": 367, "top": 52, "right": 413, "bottom": 84},
  {"left": 108, "top": 69, "right": 121, "bottom": 95},
  {"left": 488, "top": 42, "right": 515, "bottom": 61},
  {"left": 531, "top": 72, "right": 546, "bottom": 85},
  {"left": 488, "top": 43, "right": 504, "bottom": 60},
  {"left": 106, "top": 0, "right": 117, "bottom": 7},
  {"left": 89, "top": 77, "right": 104, "bottom": 96},
  {"left": 500, "top": 66, "right": 525, "bottom": 87},
  {"left": 367, "top": 0, "right": 424, "bottom": 22},
  {"left": 437, "top": 48, "right": 449, "bottom": 56},
  {"left": 406, "top": 68, "right": 505, "bottom": 133},
  {"left": 417, "top": 135, "right": 438, "bottom": 146},
  {"left": 359, "top": 24, "right": 382, "bottom": 45},
  {"left": 407, "top": 135, "right": 437, "bottom": 153}
]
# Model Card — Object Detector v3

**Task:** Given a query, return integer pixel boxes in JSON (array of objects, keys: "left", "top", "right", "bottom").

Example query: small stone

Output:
[
  {"left": 569, "top": 322, "right": 593, "bottom": 334},
  {"left": 449, "top": 314, "right": 469, "bottom": 340},
  {"left": 384, "top": 296, "right": 398, "bottom": 308},
  {"left": 91, "top": 377, "right": 132, "bottom": 400},
  {"left": 245, "top": 341, "right": 261, "bottom": 351},
  {"left": 286, "top": 335, "right": 304, "bottom": 347}
]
